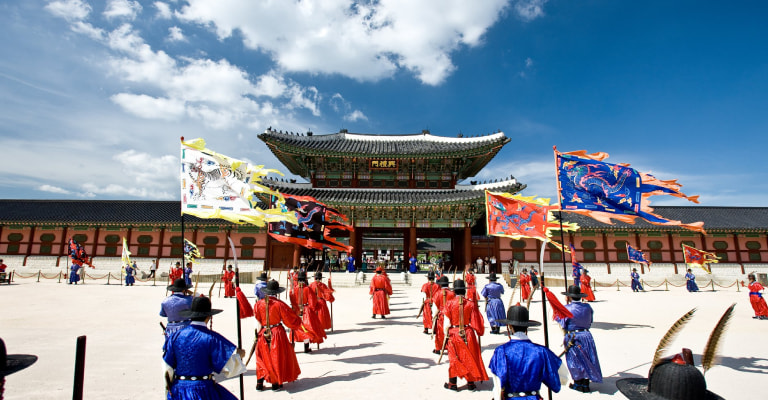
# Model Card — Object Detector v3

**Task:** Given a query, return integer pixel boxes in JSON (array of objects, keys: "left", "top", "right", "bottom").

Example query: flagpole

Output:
[
  {"left": 538, "top": 239, "right": 553, "bottom": 399},
  {"left": 180, "top": 137, "right": 186, "bottom": 270},
  {"left": 228, "top": 236, "right": 245, "bottom": 400},
  {"left": 553, "top": 147, "right": 569, "bottom": 291}
]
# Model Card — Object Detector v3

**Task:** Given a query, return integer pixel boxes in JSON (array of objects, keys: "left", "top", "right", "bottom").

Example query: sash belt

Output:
[
  {"left": 175, "top": 374, "right": 213, "bottom": 381},
  {"left": 507, "top": 390, "right": 538, "bottom": 398}
]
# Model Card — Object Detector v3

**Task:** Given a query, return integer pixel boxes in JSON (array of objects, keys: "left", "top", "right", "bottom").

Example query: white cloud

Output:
[
  {"left": 154, "top": 1, "right": 172, "bottom": 19},
  {"left": 45, "top": 0, "right": 92, "bottom": 21},
  {"left": 525, "top": 57, "right": 533, "bottom": 68},
  {"left": 104, "top": 0, "right": 143, "bottom": 21},
  {"left": 38, "top": 184, "right": 71, "bottom": 194},
  {"left": 110, "top": 93, "right": 186, "bottom": 120},
  {"left": 77, "top": 150, "right": 177, "bottom": 199},
  {"left": 168, "top": 26, "right": 185, "bottom": 42},
  {"left": 344, "top": 109, "right": 368, "bottom": 122},
  {"left": 514, "top": 0, "right": 548, "bottom": 22},
  {"left": 177, "top": 0, "right": 510, "bottom": 85}
]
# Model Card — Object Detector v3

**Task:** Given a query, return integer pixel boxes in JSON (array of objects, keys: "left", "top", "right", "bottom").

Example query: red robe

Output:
[
  {"left": 170, "top": 267, "right": 183, "bottom": 281},
  {"left": 420, "top": 282, "right": 440, "bottom": 329},
  {"left": 253, "top": 296, "right": 302, "bottom": 385},
  {"left": 747, "top": 281, "right": 768, "bottom": 317},
  {"left": 432, "top": 288, "right": 456, "bottom": 352},
  {"left": 369, "top": 274, "right": 393, "bottom": 316},
  {"left": 222, "top": 270, "right": 235, "bottom": 297},
  {"left": 443, "top": 296, "right": 489, "bottom": 382},
  {"left": 580, "top": 274, "right": 596, "bottom": 302},
  {"left": 289, "top": 283, "right": 326, "bottom": 344},
  {"left": 519, "top": 273, "right": 532, "bottom": 302},
  {"left": 465, "top": 272, "right": 480, "bottom": 302},
  {"left": 309, "top": 280, "right": 335, "bottom": 330}
]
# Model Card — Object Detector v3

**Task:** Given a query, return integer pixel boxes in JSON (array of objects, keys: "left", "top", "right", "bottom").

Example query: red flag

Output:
[
  {"left": 485, "top": 191, "right": 577, "bottom": 247},
  {"left": 543, "top": 287, "right": 573, "bottom": 320},
  {"left": 682, "top": 244, "right": 719, "bottom": 272},
  {"left": 235, "top": 287, "right": 253, "bottom": 318},
  {"left": 268, "top": 194, "right": 353, "bottom": 252}
]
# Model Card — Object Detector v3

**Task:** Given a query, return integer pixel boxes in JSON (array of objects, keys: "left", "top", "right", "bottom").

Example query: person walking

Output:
[
  {"left": 685, "top": 269, "right": 699, "bottom": 292},
  {"left": 742, "top": 273, "right": 768, "bottom": 320},
  {"left": 253, "top": 279, "right": 303, "bottom": 391},
  {"left": 222, "top": 265, "right": 236, "bottom": 298},
  {"left": 431, "top": 276, "right": 455, "bottom": 355},
  {"left": 630, "top": 268, "right": 644, "bottom": 292},
  {"left": 124, "top": 263, "right": 136, "bottom": 286},
  {"left": 480, "top": 272, "right": 505, "bottom": 335},
  {"left": 420, "top": 271, "right": 440, "bottom": 334},
  {"left": 160, "top": 278, "right": 194, "bottom": 337},
  {"left": 519, "top": 268, "right": 532, "bottom": 302},
  {"left": 68, "top": 263, "right": 81, "bottom": 285},
  {"left": 183, "top": 262, "right": 193, "bottom": 288},
  {"left": 580, "top": 270, "right": 596, "bottom": 302},
  {"left": 163, "top": 296, "right": 246, "bottom": 400},
  {"left": 148, "top": 260, "right": 157, "bottom": 279},
  {"left": 369, "top": 267, "right": 392, "bottom": 319},
  {"left": 309, "top": 272, "right": 335, "bottom": 331},
  {"left": 556, "top": 285, "right": 602, "bottom": 393},
  {"left": 290, "top": 271, "right": 325, "bottom": 353},
  {"left": 488, "top": 305, "right": 567, "bottom": 400},
  {"left": 254, "top": 271, "right": 268, "bottom": 300},
  {"left": 441, "top": 279, "right": 488, "bottom": 391}
]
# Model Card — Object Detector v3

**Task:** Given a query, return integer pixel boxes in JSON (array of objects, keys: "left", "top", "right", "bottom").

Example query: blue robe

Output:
[
  {"left": 184, "top": 267, "right": 193, "bottom": 287},
  {"left": 489, "top": 338, "right": 562, "bottom": 398},
  {"left": 480, "top": 282, "right": 506, "bottom": 327},
  {"left": 160, "top": 293, "right": 193, "bottom": 336},
  {"left": 685, "top": 272, "right": 699, "bottom": 292},
  {"left": 630, "top": 272, "right": 643, "bottom": 292},
  {"left": 346, "top": 256, "right": 355, "bottom": 272},
  {"left": 69, "top": 264, "right": 81, "bottom": 284},
  {"left": 572, "top": 263, "right": 583, "bottom": 286},
  {"left": 557, "top": 302, "right": 602, "bottom": 382},
  {"left": 254, "top": 280, "right": 267, "bottom": 300},
  {"left": 163, "top": 324, "right": 238, "bottom": 400},
  {"left": 409, "top": 256, "right": 418, "bottom": 273},
  {"left": 125, "top": 266, "right": 135, "bottom": 285}
]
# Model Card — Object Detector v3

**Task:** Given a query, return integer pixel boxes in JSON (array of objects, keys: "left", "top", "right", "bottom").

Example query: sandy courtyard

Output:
[{"left": 1, "top": 274, "right": 766, "bottom": 399}]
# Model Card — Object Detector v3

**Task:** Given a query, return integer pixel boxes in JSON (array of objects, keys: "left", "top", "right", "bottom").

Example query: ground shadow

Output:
[
  {"left": 359, "top": 319, "right": 422, "bottom": 327},
  {"left": 697, "top": 354, "right": 768, "bottom": 374},
  {"left": 286, "top": 368, "right": 384, "bottom": 393},
  {"left": 316, "top": 341, "right": 384, "bottom": 356},
  {"left": 333, "top": 353, "right": 436, "bottom": 370},
  {"left": 324, "top": 326, "right": 377, "bottom": 335},
  {"left": 591, "top": 321, "right": 653, "bottom": 331},
  {"left": 594, "top": 371, "right": 646, "bottom": 395}
]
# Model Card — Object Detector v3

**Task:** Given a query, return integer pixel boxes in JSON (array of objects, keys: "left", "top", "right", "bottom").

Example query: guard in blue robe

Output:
[
  {"left": 160, "top": 279, "right": 194, "bottom": 337},
  {"left": 68, "top": 264, "right": 81, "bottom": 284},
  {"left": 254, "top": 271, "right": 268, "bottom": 300},
  {"left": 346, "top": 255, "right": 355, "bottom": 273},
  {"left": 557, "top": 285, "right": 602, "bottom": 393},
  {"left": 685, "top": 269, "right": 699, "bottom": 292},
  {"left": 163, "top": 296, "right": 245, "bottom": 400},
  {"left": 480, "top": 272, "right": 505, "bottom": 334},
  {"left": 184, "top": 263, "right": 193, "bottom": 287},
  {"left": 125, "top": 264, "right": 135, "bottom": 286},
  {"left": 489, "top": 305, "right": 567, "bottom": 400},
  {"left": 409, "top": 255, "right": 418, "bottom": 273},
  {"left": 630, "top": 268, "right": 643, "bottom": 292}
]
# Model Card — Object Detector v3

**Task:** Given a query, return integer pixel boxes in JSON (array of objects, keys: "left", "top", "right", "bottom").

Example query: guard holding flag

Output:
[{"left": 557, "top": 285, "right": 602, "bottom": 393}]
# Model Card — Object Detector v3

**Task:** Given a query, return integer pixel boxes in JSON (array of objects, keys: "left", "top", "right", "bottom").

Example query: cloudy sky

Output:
[{"left": 2, "top": 0, "right": 767, "bottom": 206}]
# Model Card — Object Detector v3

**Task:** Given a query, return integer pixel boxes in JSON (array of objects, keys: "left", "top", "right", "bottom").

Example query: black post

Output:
[
  {"left": 180, "top": 214, "right": 186, "bottom": 268},
  {"left": 234, "top": 267, "right": 244, "bottom": 400},
  {"left": 72, "top": 335, "right": 86, "bottom": 400},
  {"left": 540, "top": 273, "right": 552, "bottom": 399}
]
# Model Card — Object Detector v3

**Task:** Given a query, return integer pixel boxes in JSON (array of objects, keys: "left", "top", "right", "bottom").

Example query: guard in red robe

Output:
[
  {"left": 580, "top": 270, "right": 596, "bottom": 302},
  {"left": 743, "top": 273, "right": 768, "bottom": 319},
  {"left": 253, "top": 280, "right": 303, "bottom": 391},
  {"left": 464, "top": 268, "right": 480, "bottom": 302},
  {"left": 420, "top": 271, "right": 440, "bottom": 334},
  {"left": 289, "top": 271, "right": 326, "bottom": 352},
  {"left": 221, "top": 265, "right": 236, "bottom": 298},
  {"left": 431, "top": 276, "right": 455, "bottom": 354},
  {"left": 441, "top": 279, "right": 489, "bottom": 391},
  {"left": 309, "top": 272, "right": 335, "bottom": 330},
  {"left": 170, "top": 262, "right": 183, "bottom": 281},
  {"left": 519, "top": 269, "right": 532, "bottom": 302},
  {"left": 369, "top": 267, "right": 393, "bottom": 318}
]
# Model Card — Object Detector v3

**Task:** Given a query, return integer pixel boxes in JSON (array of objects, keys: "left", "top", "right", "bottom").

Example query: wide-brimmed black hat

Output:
[
  {"left": 616, "top": 361, "right": 723, "bottom": 400},
  {"left": 562, "top": 284, "right": 588, "bottom": 298},
  {"left": 436, "top": 275, "right": 450, "bottom": 288},
  {"left": 257, "top": 271, "right": 268, "bottom": 281},
  {"left": 427, "top": 271, "right": 435, "bottom": 280},
  {"left": 297, "top": 270, "right": 308, "bottom": 282},
  {"left": 314, "top": 272, "right": 323, "bottom": 279},
  {"left": 497, "top": 305, "right": 541, "bottom": 327},
  {"left": 451, "top": 279, "right": 466, "bottom": 294},
  {"left": 486, "top": 272, "right": 499, "bottom": 281},
  {"left": 167, "top": 278, "right": 191, "bottom": 292},
  {"left": 263, "top": 279, "right": 286, "bottom": 295},
  {"left": 1, "top": 339, "right": 37, "bottom": 377},
  {"left": 179, "top": 296, "right": 222, "bottom": 319}
]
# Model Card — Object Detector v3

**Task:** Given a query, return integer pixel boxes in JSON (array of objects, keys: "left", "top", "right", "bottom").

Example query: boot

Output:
[
  {"left": 444, "top": 377, "right": 458, "bottom": 391},
  {"left": 256, "top": 378, "right": 265, "bottom": 391},
  {"left": 423, "top": 328, "right": 429, "bottom": 334},
  {"left": 304, "top": 342, "right": 312, "bottom": 353}
]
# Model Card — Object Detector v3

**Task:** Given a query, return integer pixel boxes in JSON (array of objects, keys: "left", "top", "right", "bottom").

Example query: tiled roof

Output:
[
  {"left": 264, "top": 179, "right": 525, "bottom": 206},
  {"left": 0, "top": 200, "right": 221, "bottom": 225},
  {"left": 558, "top": 206, "right": 768, "bottom": 232},
  {"left": 258, "top": 128, "right": 510, "bottom": 156}
]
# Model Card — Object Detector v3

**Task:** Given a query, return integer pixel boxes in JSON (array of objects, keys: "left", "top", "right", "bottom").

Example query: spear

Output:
[{"left": 227, "top": 236, "right": 245, "bottom": 400}]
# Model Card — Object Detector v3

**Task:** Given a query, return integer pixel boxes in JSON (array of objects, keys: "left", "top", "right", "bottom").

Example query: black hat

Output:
[
  {"left": 167, "top": 278, "right": 191, "bottom": 292},
  {"left": 263, "top": 279, "right": 286, "bottom": 295},
  {"left": 315, "top": 272, "right": 323, "bottom": 279},
  {"left": 179, "top": 296, "right": 222, "bottom": 319},
  {"left": 298, "top": 270, "right": 308, "bottom": 282},
  {"left": 437, "top": 275, "right": 450, "bottom": 288},
  {"left": 497, "top": 305, "right": 541, "bottom": 327},
  {"left": 257, "top": 271, "right": 268, "bottom": 281},
  {"left": 616, "top": 361, "right": 723, "bottom": 400},
  {"left": 562, "top": 284, "right": 587, "bottom": 299},
  {"left": 486, "top": 272, "right": 499, "bottom": 281},
  {"left": 427, "top": 271, "right": 435, "bottom": 280},
  {"left": 451, "top": 279, "right": 466, "bottom": 295},
  {"left": 1, "top": 338, "right": 37, "bottom": 377}
]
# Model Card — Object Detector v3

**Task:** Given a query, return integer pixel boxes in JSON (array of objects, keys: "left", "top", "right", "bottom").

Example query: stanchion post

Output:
[
  {"left": 665, "top": 279, "right": 669, "bottom": 291},
  {"left": 107, "top": 272, "right": 111, "bottom": 285},
  {"left": 73, "top": 335, "right": 86, "bottom": 400},
  {"left": 736, "top": 279, "right": 740, "bottom": 292},
  {"left": 37, "top": 270, "right": 41, "bottom": 282},
  {"left": 711, "top": 278, "right": 715, "bottom": 292},
  {"left": 58, "top": 270, "right": 63, "bottom": 283},
  {"left": 616, "top": 279, "right": 620, "bottom": 291}
]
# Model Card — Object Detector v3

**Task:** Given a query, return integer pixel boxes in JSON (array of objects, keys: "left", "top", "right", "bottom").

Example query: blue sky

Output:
[{"left": 2, "top": 0, "right": 767, "bottom": 206}]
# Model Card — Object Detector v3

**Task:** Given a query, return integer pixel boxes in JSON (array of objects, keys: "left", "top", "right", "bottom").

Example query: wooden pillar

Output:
[
  {"left": 463, "top": 225, "right": 471, "bottom": 270},
  {"left": 292, "top": 245, "right": 301, "bottom": 268},
  {"left": 409, "top": 227, "right": 417, "bottom": 259},
  {"left": 733, "top": 233, "right": 744, "bottom": 274},
  {"left": 91, "top": 226, "right": 101, "bottom": 257},
  {"left": 602, "top": 231, "right": 611, "bottom": 274},
  {"left": 158, "top": 226, "right": 166, "bottom": 258},
  {"left": 25, "top": 225, "right": 37, "bottom": 259},
  {"left": 58, "top": 226, "right": 69, "bottom": 267},
  {"left": 635, "top": 232, "right": 644, "bottom": 273},
  {"left": 668, "top": 233, "right": 678, "bottom": 274}
]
